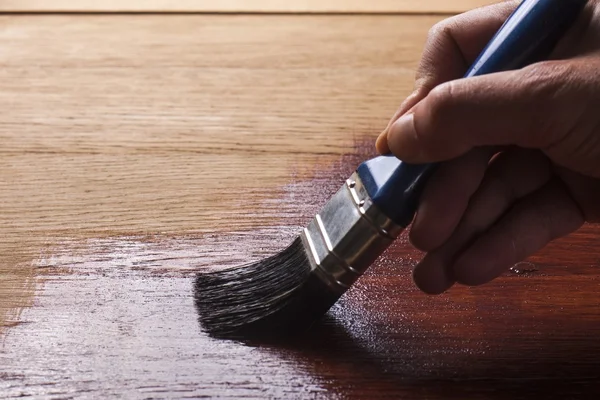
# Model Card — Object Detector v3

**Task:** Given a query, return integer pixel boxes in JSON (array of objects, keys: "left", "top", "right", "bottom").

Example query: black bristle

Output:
[{"left": 193, "top": 236, "right": 342, "bottom": 340}]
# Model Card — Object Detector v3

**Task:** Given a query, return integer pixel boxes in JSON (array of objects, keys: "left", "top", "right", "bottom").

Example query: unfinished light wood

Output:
[
  {"left": 0, "top": 0, "right": 501, "bottom": 13},
  {"left": 1, "top": 13, "right": 599, "bottom": 399}
]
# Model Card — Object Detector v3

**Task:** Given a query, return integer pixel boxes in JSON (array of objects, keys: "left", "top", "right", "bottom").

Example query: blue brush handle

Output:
[{"left": 357, "top": 0, "right": 588, "bottom": 227}]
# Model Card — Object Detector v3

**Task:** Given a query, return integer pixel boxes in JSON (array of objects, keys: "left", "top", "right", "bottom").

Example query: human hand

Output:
[{"left": 376, "top": 0, "right": 600, "bottom": 294}]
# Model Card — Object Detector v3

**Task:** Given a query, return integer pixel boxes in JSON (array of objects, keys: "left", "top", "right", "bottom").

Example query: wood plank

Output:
[
  {"left": 1, "top": 13, "right": 600, "bottom": 399},
  {"left": 0, "top": 0, "right": 501, "bottom": 14}
]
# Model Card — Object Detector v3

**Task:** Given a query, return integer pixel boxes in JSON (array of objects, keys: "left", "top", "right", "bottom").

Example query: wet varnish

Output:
[{"left": 1, "top": 4, "right": 600, "bottom": 400}]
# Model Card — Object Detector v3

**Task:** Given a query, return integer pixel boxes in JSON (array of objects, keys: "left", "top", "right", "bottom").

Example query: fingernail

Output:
[
  {"left": 375, "top": 130, "right": 390, "bottom": 154},
  {"left": 378, "top": 89, "right": 426, "bottom": 155},
  {"left": 388, "top": 112, "right": 421, "bottom": 161}
]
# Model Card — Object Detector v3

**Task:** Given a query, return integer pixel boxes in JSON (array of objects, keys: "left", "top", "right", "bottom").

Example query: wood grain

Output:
[
  {"left": 1, "top": 13, "right": 600, "bottom": 399},
  {"left": 0, "top": 0, "right": 501, "bottom": 14}
]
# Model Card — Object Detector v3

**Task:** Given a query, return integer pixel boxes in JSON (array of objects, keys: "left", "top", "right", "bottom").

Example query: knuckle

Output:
[
  {"left": 521, "top": 61, "right": 574, "bottom": 92},
  {"left": 426, "top": 18, "right": 453, "bottom": 43},
  {"left": 520, "top": 61, "right": 580, "bottom": 144}
]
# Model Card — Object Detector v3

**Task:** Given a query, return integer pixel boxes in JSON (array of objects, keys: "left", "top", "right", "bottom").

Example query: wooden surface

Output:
[
  {"left": 0, "top": 0, "right": 500, "bottom": 13},
  {"left": 1, "top": 8, "right": 600, "bottom": 400}
]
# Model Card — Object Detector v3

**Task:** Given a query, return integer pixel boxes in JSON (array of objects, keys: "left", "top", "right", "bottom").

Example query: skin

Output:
[{"left": 376, "top": 0, "right": 600, "bottom": 295}]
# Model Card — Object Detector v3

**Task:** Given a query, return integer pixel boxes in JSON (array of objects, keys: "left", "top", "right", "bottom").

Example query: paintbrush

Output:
[{"left": 194, "top": 0, "right": 588, "bottom": 340}]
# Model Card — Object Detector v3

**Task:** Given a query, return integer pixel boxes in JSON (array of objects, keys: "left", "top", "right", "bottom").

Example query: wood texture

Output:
[
  {"left": 1, "top": 13, "right": 600, "bottom": 399},
  {"left": 0, "top": 0, "right": 500, "bottom": 13}
]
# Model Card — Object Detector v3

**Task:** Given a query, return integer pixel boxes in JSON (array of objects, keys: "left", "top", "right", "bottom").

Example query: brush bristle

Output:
[
  {"left": 194, "top": 236, "right": 343, "bottom": 340},
  {"left": 193, "top": 237, "right": 312, "bottom": 338}
]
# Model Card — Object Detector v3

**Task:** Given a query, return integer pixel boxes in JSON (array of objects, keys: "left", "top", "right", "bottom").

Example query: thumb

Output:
[{"left": 386, "top": 61, "right": 583, "bottom": 164}]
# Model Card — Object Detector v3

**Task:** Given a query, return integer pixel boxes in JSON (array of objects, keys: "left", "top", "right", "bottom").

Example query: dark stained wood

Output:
[{"left": 1, "top": 12, "right": 600, "bottom": 400}]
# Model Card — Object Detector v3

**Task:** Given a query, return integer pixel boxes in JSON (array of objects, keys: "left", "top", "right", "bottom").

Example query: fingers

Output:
[
  {"left": 376, "top": 1, "right": 519, "bottom": 153},
  {"left": 409, "top": 147, "right": 496, "bottom": 252},
  {"left": 412, "top": 149, "right": 554, "bottom": 294},
  {"left": 453, "top": 179, "right": 584, "bottom": 286},
  {"left": 412, "top": 251, "right": 456, "bottom": 295},
  {"left": 387, "top": 60, "right": 586, "bottom": 164},
  {"left": 553, "top": 165, "right": 600, "bottom": 222}
]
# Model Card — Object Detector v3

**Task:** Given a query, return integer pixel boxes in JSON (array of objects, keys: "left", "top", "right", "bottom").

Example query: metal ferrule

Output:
[{"left": 300, "top": 172, "right": 404, "bottom": 293}]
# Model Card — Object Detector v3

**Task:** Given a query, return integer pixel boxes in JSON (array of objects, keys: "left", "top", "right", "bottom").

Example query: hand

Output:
[{"left": 376, "top": 0, "right": 600, "bottom": 294}]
